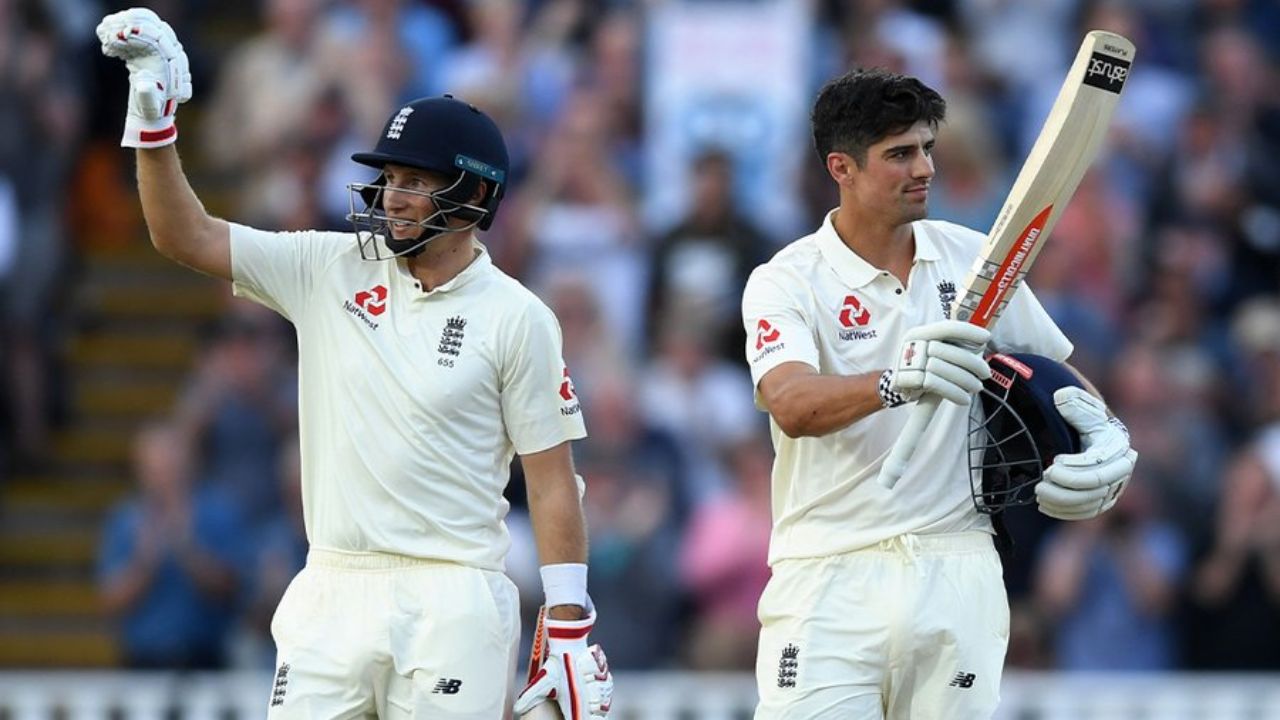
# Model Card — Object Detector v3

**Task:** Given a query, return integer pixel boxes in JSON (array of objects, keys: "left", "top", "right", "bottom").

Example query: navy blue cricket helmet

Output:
[
  {"left": 968, "top": 353, "right": 1084, "bottom": 514},
  {"left": 347, "top": 95, "right": 509, "bottom": 259}
]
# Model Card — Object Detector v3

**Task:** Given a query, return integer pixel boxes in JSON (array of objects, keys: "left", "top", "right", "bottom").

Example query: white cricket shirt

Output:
[
  {"left": 742, "top": 211, "right": 1073, "bottom": 564},
  {"left": 230, "top": 224, "right": 586, "bottom": 570}
]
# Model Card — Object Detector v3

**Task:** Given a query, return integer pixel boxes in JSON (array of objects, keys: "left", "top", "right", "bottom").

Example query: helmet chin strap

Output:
[{"left": 385, "top": 213, "right": 449, "bottom": 258}]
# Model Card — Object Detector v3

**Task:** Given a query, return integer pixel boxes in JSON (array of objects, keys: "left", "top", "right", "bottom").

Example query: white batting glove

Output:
[
  {"left": 1036, "top": 386, "right": 1137, "bottom": 520},
  {"left": 515, "top": 607, "right": 613, "bottom": 719},
  {"left": 95, "top": 8, "right": 192, "bottom": 148},
  {"left": 884, "top": 320, "right": 992, "bottom": 406}
]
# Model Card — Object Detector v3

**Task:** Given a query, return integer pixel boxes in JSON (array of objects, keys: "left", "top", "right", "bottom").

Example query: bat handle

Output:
[{"left": 878, "top": 394, "right": 942, "bottom": 489}]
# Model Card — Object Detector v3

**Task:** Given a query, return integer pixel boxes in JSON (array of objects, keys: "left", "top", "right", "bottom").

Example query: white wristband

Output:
[{"left": 540, "top": 563, "right": 588, "bottom": 609}]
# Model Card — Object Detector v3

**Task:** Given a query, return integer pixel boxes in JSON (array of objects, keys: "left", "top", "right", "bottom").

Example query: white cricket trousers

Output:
[
  {"left": 754, "top": 531, "right": 1009, "bottom": 720},
  {"left": 267, "top": 549, "right": 521, "bottom": 719}
]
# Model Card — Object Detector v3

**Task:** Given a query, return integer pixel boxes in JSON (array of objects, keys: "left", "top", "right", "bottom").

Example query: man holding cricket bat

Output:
[
  {"left": 743, "top": 63, "right": 1137, "bottom": 717},
  {"left": 97, "top": 7, "right": 611, "bottom": 719}
]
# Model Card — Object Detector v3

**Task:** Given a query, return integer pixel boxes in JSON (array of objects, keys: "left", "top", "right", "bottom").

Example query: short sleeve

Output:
[
  {"left": 229, "top": 223, "right": 350, "bottom": 321},
  {"left": 500, "top": 300, "right": 588, "bottom": 455},
  {"left": 741, "top": 266, "right": 821, "bottom": 391},
  {"left": 990, "top": 281, "right": 1074, "bottom": 362}
]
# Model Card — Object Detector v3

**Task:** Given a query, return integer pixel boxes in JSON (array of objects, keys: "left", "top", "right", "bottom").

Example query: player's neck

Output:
[
  {"left": 832, "top": 204, "right": 916, "bottom": 284},
  {"left": 405, "top": 232, "right": 480, "bottom": 292}
]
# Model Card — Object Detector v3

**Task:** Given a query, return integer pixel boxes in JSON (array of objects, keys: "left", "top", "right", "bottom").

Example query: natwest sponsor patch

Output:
[
  {"left": 752, "top": 319, "right": 786, "bottom": 362},
  {"left": 559, "top": 368, "right": 581, "bottom": 415},
  {"left": 838, "top": 294, "right": 871, "bottom": 328},
  {"left": 756, "top": 319, "right": 781, "bottom": 350},
  {"left": 837, "top": 294, "right": 877, "bottom": 341},
  {"left": 344, "top": 284, "right": 388, "bottom": 331}
]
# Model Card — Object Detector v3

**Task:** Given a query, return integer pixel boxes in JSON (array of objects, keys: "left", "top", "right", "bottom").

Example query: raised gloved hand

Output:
[
  {"left": 515, "top": 606, "right": 613, "bottom": 719},
  {"left": 881, "top": 320, "right": 992, "bottom": 406},
  {"left": 95, "top": 7, "right": 192, "bottom": 148},
  {"left": 1036, "top": 386, "right": 1137, "bottom": 520}
]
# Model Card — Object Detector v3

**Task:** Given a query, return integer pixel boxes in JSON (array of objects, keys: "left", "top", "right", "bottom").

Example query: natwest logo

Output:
[
  {"left": 559, "top": 367, "right": 581, "bottom": 416},
  {"left": 344, "top": 285, "right": 385, "bottom": 331},
  {"left": 755, "top": 319, "right": 781, "bottom": 350},
  {"left": 559, "top": 368, "right": 577, "bottom": 401},
  {"left": 838, "top": 295, "right": 871, "bottom": 328},
  {"left": 354, "top": 285, "right": 388, "bottom": 316}
]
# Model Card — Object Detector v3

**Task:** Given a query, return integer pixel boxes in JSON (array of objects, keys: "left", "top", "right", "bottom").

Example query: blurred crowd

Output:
[{"left": 3, "top": 0, "right": 1280, "bottom": 673}]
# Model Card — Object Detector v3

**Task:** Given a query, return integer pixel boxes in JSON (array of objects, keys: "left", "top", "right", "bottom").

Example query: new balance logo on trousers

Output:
[{"left": 432, "top": 678, "right": 463, "bottom": 695}]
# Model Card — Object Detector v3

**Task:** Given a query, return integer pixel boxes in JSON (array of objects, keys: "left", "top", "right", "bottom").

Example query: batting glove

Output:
[
  {"left": 1036, "top": 386, "right": 1137, "bottom": 520},
  {"left": 95, "top": 8, "right": 192, "bottom": 148},
  {"left": 884, "top": 320, "right": 992, "bottom": 406},
  {"left": 515, "top": 606, "right": 612, "bottom": 719}
]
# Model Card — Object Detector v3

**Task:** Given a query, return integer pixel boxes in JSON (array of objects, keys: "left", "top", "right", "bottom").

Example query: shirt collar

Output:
[
  {"left": 913, "top": 220, "right": 942, "bottom": 262},
  {"left": 815, "top": 209, "right": 941, "bottom": 288},
  {"left": 395, "top": 240, "right": 491, "bottom": 298}
]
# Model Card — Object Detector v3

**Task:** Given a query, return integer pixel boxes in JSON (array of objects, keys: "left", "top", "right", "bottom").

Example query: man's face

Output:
[
  {"left": 839, "top": 120, "right": 936, "bottom": 225},
  {"left": 380, "top": 163, "right": 451, "bottom": 240}
]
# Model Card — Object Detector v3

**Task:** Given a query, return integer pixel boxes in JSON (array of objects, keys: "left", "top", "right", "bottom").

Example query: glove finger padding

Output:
[
  {"left": 1038, "top": 480, "right": 1127, "bottom": 520},
  {"left": 927, "top": 342, "right": 994, "bottom": 380},
  {"left": 514, "top": 649, "right": 613, "bottom": 719},
  {"left": 1037, "top": 449, "right": 1136, "bottom": 519},
  {"left": 515, "top": 608, "right": 613, "bottom": 719},
  {"left": 919, "top": 359, "right": 976, "bottom": 404},
  {"left": 96, "top": 7, "right": 192, "bottom": 147},
  {"left": 903, "top": 320, "right": 992, "bottom": 346},
  {"left": 1041, "top": 448, "right": 1136, "bottom": 489},
  {"left": 890, "top": 324, "right": 991, "bottom": 405},
  {"left": 925, "top": 346, "right": 991, "bottom": 401}
]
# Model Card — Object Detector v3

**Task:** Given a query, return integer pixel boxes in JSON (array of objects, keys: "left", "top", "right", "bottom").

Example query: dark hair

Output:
[{"left": 811, "top": 68, "right": 946, "bottom": 167}]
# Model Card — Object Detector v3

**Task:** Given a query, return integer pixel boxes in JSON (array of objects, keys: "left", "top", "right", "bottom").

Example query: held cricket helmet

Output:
[
  {"left": 347, "top": 95, "right": 509, "bottom": 259},
  {"left": 968, "top": 353, "right": 1084, "bottom": 514}
]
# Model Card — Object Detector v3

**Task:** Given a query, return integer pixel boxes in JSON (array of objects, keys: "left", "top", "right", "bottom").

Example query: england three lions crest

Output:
[{"left": 937, "top": 280, "right": 957, "bottom": 319}]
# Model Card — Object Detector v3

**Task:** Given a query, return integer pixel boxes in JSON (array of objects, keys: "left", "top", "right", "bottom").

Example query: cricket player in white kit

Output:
[
  {"left": 743, "top": 70, "right": 1136, "bottom": 718},
  {"left": 97, "top": 9, "right": 612, "bottom": 719}
]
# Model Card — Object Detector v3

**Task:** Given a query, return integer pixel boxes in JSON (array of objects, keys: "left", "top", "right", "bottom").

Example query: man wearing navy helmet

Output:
[{"left": 97, "top": 8, "right": 612, "bottom": 719}]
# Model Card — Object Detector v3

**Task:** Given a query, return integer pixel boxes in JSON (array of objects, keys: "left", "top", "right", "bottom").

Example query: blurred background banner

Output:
[
  {"left": 1, "top": 0, "right": 1279, "bottom": 714},
  {"left": 644, "top": 0, "right": 811, "bottom": 238}
]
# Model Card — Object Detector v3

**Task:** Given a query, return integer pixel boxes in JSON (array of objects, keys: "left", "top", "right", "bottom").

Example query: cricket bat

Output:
[
  {"left": 878, "top": 30, "right": 1134, "bottom": 489},
  {"left": 518, "top": 606, "right": 565, "bottom": 720}
]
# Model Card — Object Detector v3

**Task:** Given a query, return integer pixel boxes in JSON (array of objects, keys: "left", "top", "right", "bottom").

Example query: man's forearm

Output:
[
  {"left": 521, "top": 443, "right": 590, "bottom": 619},
  {"left": 528, "top": 483, "right": 588, "bottom": 620},
  {"left": 527, "top": 478, "right": 588, "bottom": 567},
  {"left": 766, "top": 370, "right": 885, "bottom": 437},
  {"left": 136, "top": 146, "right": 231, "bottom": 278}
]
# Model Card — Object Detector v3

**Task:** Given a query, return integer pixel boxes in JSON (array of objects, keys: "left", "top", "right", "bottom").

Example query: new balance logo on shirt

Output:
[{"left": 949, "top": 671, "right": 976, "bottom": 689}]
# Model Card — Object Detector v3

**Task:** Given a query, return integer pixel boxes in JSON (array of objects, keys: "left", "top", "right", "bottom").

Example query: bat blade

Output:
[
  {"left": 878, "top": 30, "right": 1134, "bottom": 490},
  {"left": 517, "top": 606, "right": 565, "bottom": 719}
]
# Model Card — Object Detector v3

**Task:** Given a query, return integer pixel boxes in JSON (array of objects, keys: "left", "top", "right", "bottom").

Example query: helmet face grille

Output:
[
  {"left": 966, "top": 352, "right": 1085, "bottom": 515},
  {"left": 968, "top": 385, "right": 1044, "bottom": 514},
  {"left": 344, "top": 173, "right": 487, "bottom": 260}
]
